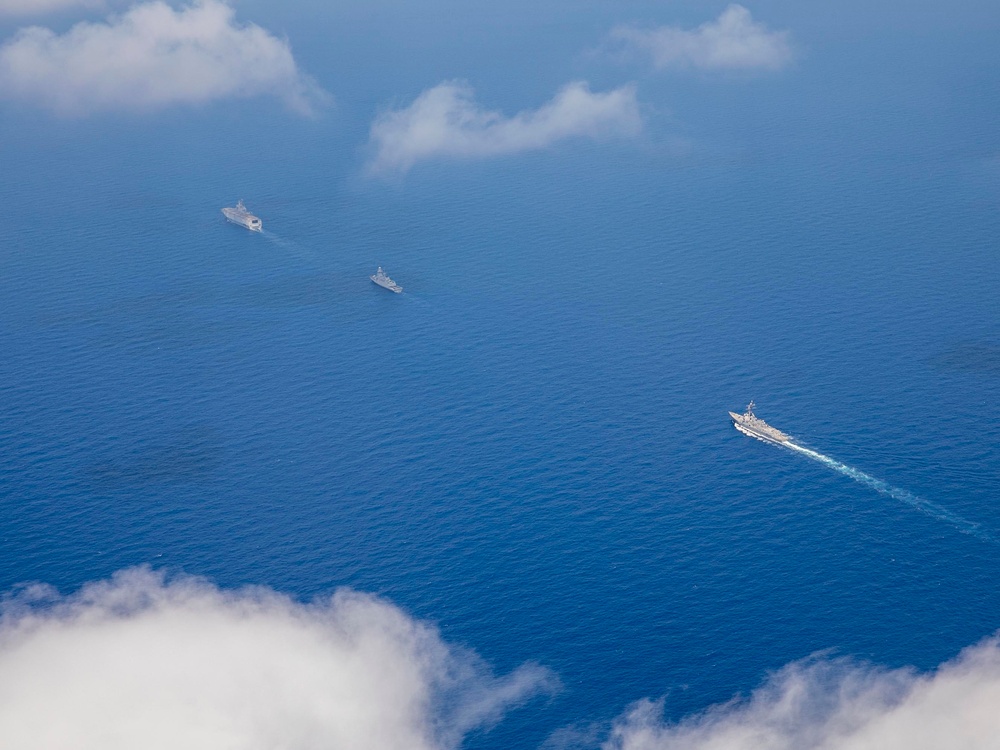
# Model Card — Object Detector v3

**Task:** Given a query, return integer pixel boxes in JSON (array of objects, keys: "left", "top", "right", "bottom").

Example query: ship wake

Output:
[
  {"left": 262, "top": 230, "right": 320, "bottom": 264},
  {"left": 783, "top": 441, "right": 993, "bottom": 542}
]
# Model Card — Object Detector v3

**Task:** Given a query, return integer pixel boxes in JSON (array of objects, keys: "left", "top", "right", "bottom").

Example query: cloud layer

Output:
[
  {"left": 604, "top": 639, "right": 1000, "bottom": 750},
  {"left": 611, "top": 5, "right": 793, "bottom": 72},
  {"left": 0, "top": 568, "right": 553, "bottom": 749},
  {"left": 0, "top": 0, "right": 327, "bottom": 114},
  {"left": 5, "top": 567, "right": 1000, "bottom": 749},
  {"left": 368, "top": 80, "right": 641, "bottom": 174}
]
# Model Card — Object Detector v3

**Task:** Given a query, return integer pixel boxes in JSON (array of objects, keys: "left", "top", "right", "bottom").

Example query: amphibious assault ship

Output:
[
  {"left": 221, "top": 200, "right": 262, "bottom": 232},
  {"left": 729, "top": 401, "right": 792, "bottom": 445},
  {"left": 371, "top": 267, "right": 402, "bottom": 293}
]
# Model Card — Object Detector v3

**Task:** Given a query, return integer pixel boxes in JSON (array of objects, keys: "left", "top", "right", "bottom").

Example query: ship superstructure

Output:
[
  {"left": 370, "top": 266, "right": 402, "bottom": 293},
  {"left": 221, "top": 200, "right": 262, "bottom": 232},
  {"left": 729, "top": 401, "right": 792, "bottom": 445}
]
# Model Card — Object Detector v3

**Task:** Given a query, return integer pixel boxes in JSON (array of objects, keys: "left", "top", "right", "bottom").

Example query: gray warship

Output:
[
  {"left": 729, "top": 401, "right": 792, "bottom": 445},
  {"left": 221, "top": 200, "right": 262, "bottom": 232},
  {"left": 371, "top": 266, "right": 402, "bottom": 293}
]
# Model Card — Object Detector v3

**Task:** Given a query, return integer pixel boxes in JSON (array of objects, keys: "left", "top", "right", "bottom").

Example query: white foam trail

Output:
[
  {"left": 261, "top": 229, "right": 319, "bottom": 264},
  {"left": 783, "top": 441, "right": 992, "bottom": 542}
]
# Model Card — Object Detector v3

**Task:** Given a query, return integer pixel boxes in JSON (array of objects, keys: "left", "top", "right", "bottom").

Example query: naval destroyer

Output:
[
  {"left": 371, "top": 267, "right": 402, "bottom": 293},
  {"left": 221, "top": 200, "right": 262, "bottom": 232},
  {"left": 729, "top": 401, "right": 792, "bottom": 445}
]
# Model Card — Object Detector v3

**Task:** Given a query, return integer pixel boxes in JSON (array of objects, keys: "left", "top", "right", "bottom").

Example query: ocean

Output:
[{"left": 1, "top": 1, "right": 998, "bottom": 747}]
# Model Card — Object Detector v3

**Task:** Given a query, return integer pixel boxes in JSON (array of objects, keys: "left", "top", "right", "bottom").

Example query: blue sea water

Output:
[{"left": 1, "top": 1, "right": 999, "bottom": 747}]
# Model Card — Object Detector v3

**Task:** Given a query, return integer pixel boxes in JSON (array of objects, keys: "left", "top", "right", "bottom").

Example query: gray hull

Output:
[
  {"left": 733, "top": 421, "right": 791, "bottom": 445},
  {"left": 729, "top": 408, "right": 791, "bottom": 445},
  {"left": 371, "top": 275, "right": 402, "bottom": 293},
  {"left": 221, "top": 203, "right": 262, "bottom": 231}
]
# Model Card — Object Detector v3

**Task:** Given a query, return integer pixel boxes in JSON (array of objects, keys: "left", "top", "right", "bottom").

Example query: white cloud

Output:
[
  {"left": 604, "top": 638, "right": 1000, "bottom": 750},
  {"left": 610, "top": 5, "right": 793, "bottom": 72},
  {"left": 0, "top": 567, "right": 554, "bottom": 749},
  {"left": 368, "top": 80, "right": 642, "bottom": 175},
  {"left": 0, "top": 0, "right": 328, "bottom": 114}
]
